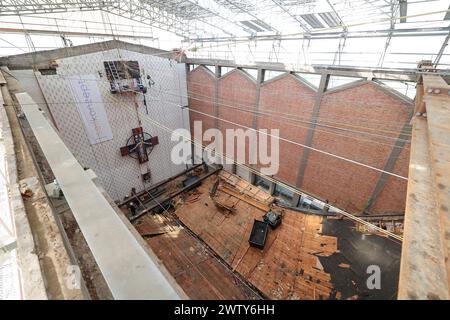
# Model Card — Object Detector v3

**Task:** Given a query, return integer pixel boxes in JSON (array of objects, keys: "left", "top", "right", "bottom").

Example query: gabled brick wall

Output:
[
  {"left": 187, "top": 66, "right": 215, "bottom": 141},
  {"left": 303, "top": 82, "right": 411, "bottom": 214},
  {"left": 187, "top": 67, "right": 412, "bottom": 215},
  {"left": 217, "top": 70, "right": 256, "bottom": 163},
  {"left": 258, "top": 74, "right": 316, "bottom": 185}
]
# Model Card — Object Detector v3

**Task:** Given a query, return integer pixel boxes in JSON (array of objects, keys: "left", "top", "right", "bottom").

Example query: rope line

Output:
[{"left": 139, "top": 114, "right": 404, "bottom": 242}]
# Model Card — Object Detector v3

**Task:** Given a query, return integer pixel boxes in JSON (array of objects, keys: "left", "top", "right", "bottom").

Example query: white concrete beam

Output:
[{"left": 16, "top": 92, "right": 184, "bottom": 300}]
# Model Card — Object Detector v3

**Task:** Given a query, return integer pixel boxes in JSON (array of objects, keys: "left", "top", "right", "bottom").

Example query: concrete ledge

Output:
[
  {"left": 88, "top": 170, "right": 188, "bottom": 299},
  {"left": 0, "top": 40, "right": 173, "bottom": 70},
  {"left": 16, "top": 92, "right": 183, "bottom": 299},
  {"left": 0, "top": 88, "right": 47, "bottom": 299}
]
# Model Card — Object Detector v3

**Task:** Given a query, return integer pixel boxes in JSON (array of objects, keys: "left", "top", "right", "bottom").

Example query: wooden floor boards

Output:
[{"left": 175, "top": 172, "right": 338, "bottom": 300}]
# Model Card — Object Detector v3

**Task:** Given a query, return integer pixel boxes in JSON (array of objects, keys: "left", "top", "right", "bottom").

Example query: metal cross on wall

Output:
[{"left": 120, "top": 127, "right": 159, "bottom": 164}]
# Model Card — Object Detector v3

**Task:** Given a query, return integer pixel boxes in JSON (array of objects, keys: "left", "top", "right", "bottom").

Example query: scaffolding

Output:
[{"left": 0, "top": 1, "right": 449, "bottom": 69}]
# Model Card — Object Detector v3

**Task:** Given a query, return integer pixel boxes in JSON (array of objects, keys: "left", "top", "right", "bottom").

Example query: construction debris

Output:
[
  {"left": 175, "top": 171, "right": 339, "bottom": 300},
  {"left": 131, "top": 169, "right": 400, "bottom": 300},
  {"left": 133, "top": 210, "right": 261, "bottom": 299}
]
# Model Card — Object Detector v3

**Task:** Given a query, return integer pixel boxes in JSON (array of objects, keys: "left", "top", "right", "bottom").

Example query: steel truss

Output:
[{"left": 1, "top": 1, "right": 449, "bottom": 67}]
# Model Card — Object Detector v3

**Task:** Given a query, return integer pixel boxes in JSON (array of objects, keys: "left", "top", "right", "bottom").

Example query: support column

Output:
[
  {"left": 249, "top": 68, "right": 265, "bottom": 181},
  {"left": 214, "top": 65, "right": 230, "bottom": 170},
  {"left": 295, "top": 73, "right": 330, "bottom": 188},
  {"left": 186, "top": 64, "right": 196, "bottom": 165},
  {"left": 252, "top": 68, "right": 265, "bottom": 129},
  {"left": 250, "top": 170, "right": 257, "bottom": 185},
  {"left": 268, "top": 180, "right": 276, "bottom": 196},
  {"left": 363, "top": 109, "right": 414, "bottom": 213},
  {"left": 185, "top": 63, "right": 191, "bottom": 79},
  {"left": 214, "top": 65, "right": 221, "bottom": 128},
  {"left": 415, "top": 81, "right": 425, "bottom": 114},
  {"left": 291, "top": 193, "right": 301, "bottom": 207}
]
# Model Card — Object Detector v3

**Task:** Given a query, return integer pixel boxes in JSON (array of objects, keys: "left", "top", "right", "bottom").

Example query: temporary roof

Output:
[{"left": 0, "top": 1, "right": 449, "bottom": 69}]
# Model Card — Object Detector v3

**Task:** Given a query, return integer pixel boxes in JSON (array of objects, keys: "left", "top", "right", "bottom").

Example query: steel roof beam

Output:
[
  {"left": 105, "top": 1, "right": 232, "bottom": 38},
  {"left": 0, "top": 0, "right": 250, "bottom": 38},
  {"left": 134, "top": 0, "right": 253, "bottom": 35},
  {"left": 190, "top": 26, "right": 450, "bottom": 43},
  {"left": 184, "top": 57, "right": 419, "bottom": 81},
  {"left": 434, "top": 28, "right": 450, "bottom": 67}
]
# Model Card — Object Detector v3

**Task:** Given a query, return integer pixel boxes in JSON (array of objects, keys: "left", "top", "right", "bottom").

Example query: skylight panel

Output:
[
  {"left": 240, "top": 20, "right": 264, "bottom": 32},
  {"left": 300, "top": 14, "right": 324, "bottom": 29},
  {"left": 318, "top": 12, "right": 340, "bottom": 28}
]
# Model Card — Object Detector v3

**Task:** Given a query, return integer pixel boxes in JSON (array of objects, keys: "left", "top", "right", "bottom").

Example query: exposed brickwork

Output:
[
  {"left": 302, "top": 82, "right": 411, "bottom": 214},
  {"left": 187, "top": 66, "right": 215, "bottom": 144},
  {"left": 187, "top": 69, "right": 412, "bottom": 215},
  {"left": 258, "top": 74, "right": 316, "bottom": 185},
  {"left": 217, "top": 70, "right": 256, "bottom": 163},
  {"left": 371, "top": 145, "right": 410, "bottom": 214}
]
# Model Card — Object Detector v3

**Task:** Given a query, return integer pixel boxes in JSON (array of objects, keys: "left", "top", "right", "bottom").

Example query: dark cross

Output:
[{"left": 120, "top": 127, "right": 159, "bottom": 164}]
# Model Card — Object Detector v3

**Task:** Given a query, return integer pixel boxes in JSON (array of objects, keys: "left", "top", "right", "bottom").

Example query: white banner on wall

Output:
[{"left": 68, "top": 75, "right": 113, "bottom": 145}]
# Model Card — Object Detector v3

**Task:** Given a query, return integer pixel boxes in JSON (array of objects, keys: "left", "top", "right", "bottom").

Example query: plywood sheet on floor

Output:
[
  {"left": 175, "top": 173, "right": 337, "bottom": 300},
  {"left": 135, "top": 215, "right": 260, "bottom": 300}
]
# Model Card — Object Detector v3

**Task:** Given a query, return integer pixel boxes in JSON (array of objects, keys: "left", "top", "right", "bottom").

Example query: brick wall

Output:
[
  {"left": 303, "top": 82, "right": 411, "bottom": 214},
  {"left": 187, "top": 67, "right": 412, "bottom": 215},
  {"left": 217, "top": 70, "right": 256, "bottom": 164},
  {"left": 187, "top": 66, "right": 215, "bottom": 142},
  {"left": 258, "top": 74, "right": 316, "bottom": 185}
]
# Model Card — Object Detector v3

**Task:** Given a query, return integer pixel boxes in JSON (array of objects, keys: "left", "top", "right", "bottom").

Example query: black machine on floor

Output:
[
  {"left": 248, "top": 220, "right": 269, "bottom": 249},
  {"left": 263, "top": 210, "right": 282, "bottom": 229}
]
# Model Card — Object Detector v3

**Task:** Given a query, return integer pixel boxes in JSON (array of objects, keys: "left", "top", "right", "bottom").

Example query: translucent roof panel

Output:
[
  {"left": 327, "top": 76, "right": 363, "bottom": 90},
  {"left": 0, "top": 0, "right": 448, "bottom": 70},
  {"left": 297, "top": 73, "right": 321, "bottom": 88},
  {"left": 437, "top": 44, "right": 450, "bottom": 68},
  {"left": 264, "top": 70, "right": 286, "bottom": 82},
  {"left": 378, "top": 80, "right": 417, "bottom": 100}
]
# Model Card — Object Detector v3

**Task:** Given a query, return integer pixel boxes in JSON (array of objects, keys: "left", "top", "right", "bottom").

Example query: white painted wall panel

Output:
[
  {"left": 9, "top": 69, "right": 51, "bottom": 117},
  {"left": 37, "top": 49, "right": 189, "bottom": 201}
]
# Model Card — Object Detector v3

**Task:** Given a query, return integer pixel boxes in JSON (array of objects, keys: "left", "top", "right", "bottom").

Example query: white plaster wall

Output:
[
  {"left": 36, "top": 48, "right": 190, "bottom": 201},
  {"left": 9, "top": 69, "right": 51, "bottom": 117}
]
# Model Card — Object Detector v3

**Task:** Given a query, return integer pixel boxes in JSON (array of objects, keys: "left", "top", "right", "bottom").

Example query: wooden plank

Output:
[
  {"left": 218, "top": 185, "right": 270, "bottom": 212},
  {"left": 220, "top": 171, "right": 274, "bottom": 204},
  {"left": 143, "top": 218, "right": 261, "bottom": 300},
  {"left": 175, "top": 173, "right": 338, "bottom": 300}
]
